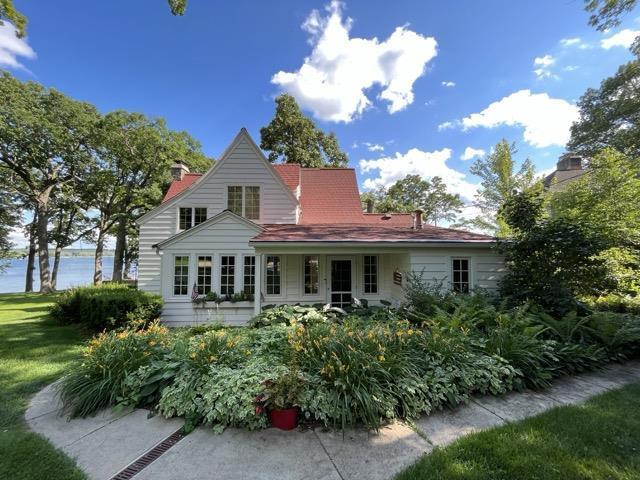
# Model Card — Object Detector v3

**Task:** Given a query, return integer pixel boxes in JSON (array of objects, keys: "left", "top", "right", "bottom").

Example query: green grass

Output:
[
  {"left": 0, "top": 292, "right": 87, "bottom": 480},
  {"left": 397, "top": 382, "right": 640, "bottom": 480}
]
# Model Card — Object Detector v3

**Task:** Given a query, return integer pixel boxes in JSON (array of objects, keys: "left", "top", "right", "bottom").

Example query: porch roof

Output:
[{"left": 250, "top": 224, "right": 496, "bottom": 244}]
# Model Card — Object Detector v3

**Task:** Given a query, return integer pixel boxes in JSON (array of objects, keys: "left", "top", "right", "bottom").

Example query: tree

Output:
[
  {"left": 0, "top": 72, "right": 99, "bottom": 293},
  {"left": 89, "top": 111, "right": 210, "bottom": 284},
  {"left": 552, "top": 149, "right": 640, "bottom": 294},
  {"left": 260, "top": 94, "right": 348, "bottom": 168},
  {"left": 499, "top": 190, "right": 608, "bottom": 315},
  {"left": 584, "top": 0, "right": 638, "bottom": 32},
  {"left": 568, "top": 57, "right": 640, "bottom": 158},
  {"left": 361, "top": 174, "right": 463, "bottom": 226},
  {"left": 0, "top": 177, "right": 19, "bottom": 273},
  {"left": 469, "top": 140, "right": 535, "bottom": 237}
]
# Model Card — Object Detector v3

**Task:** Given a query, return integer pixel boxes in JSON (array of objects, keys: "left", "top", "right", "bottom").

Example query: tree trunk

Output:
[
  {"left": 36, "top": 203, "right": 52, "bottom": 294},
  {"left": 51, "top": 242, "right": 63, "bottom": 290},
  {"left": 25, "top": 217, "right": 37, "bottom": 293},
  {"left": 94, "top": 228, "right": 105, "bottom": 285},
  {"left": 112, "top": 216, "right": 127, "bottom": 282}
]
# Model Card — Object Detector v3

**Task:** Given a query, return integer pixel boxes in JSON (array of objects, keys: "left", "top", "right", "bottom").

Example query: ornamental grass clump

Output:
[{"left": 58, "top": 321, "right": 170, "bottom": 417}]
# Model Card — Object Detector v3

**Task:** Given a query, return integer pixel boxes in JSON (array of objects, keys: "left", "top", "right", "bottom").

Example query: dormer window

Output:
[
  {"left": 179, "top": 207, "right": 207, "bottom": 230},
  {"left": 227, "top": 186, "right": 260, "bottom": 220}
]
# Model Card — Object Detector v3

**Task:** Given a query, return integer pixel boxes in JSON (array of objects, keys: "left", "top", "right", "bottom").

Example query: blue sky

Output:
[{"left": 3, "top": 0, "right": 639, "bottom": 219}]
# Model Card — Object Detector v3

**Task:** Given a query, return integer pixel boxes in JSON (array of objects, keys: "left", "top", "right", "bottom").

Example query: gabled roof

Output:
[
  {"left": 250, "top": 224, "right": 495, "bottom": 244},
  {"left": 298, "top": 168, "right": 365, "bottom": 224},
  {"left": 154, "top": 209, "right": 263, "bottom": 250},
  {"left": 272, "top": 164, "right": 301, "bottom": 192},
  {"left": 162, "top": 173, "right": 202, "bottom": 202}
]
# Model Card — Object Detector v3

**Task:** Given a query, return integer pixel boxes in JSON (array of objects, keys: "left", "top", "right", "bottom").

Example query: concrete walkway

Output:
[{"left": 27, "top": 361, "right": 640, "bottom": 480}]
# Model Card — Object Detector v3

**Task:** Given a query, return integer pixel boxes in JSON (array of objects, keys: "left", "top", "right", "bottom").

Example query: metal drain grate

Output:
[{"left": 110, "top": 429, "right": 185, "bottom": 480}]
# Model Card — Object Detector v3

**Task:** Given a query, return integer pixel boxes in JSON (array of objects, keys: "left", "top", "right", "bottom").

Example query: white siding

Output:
[
  {"left": 409, "top": 247, "right": 505, "bottom": 292},
  {"left": 138, "top": 208, "right": 175, "bottom": 293}
]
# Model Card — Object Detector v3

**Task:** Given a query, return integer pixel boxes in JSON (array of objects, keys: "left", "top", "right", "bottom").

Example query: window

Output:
[
  {"left": 245, "top": 186, "right": 260, "bottom": 220},
  {"left": 243, "top": 256, "right": 255, "bottom": 295},
  {"left": 197, "top": 256, "right": 212, "bottom": 294},
  {"left": 304, "top": 255, "right": 319, "bottom": 295},
  {"left": 194, "top": 208, "right": 207, "bottom": 226},
  {"left": 179, "top": 207, "right": 207, "bottom": 230},
  {"left": 227, "top": 186, "right": 260, "bottom": 219},
  {"left": 363, "top": 255, "right": 378, "bottom": 294},
  {"left": 220, "top": 255, "right": 235, "bottom": 296},
  {"left": 173, "top": 256, "right": 189, "bottom": 295},
  {"left": 266, "top": 255, "right": 281, "bottom": 295},
  {"left": 452, "top": 258, "right": 470, "bottom": 293},
  {"left": 179, "top": 208, "right": 193, "bottom": 230}
]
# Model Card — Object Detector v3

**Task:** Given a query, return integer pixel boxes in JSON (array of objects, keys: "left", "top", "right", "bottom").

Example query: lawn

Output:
[
  {"left": 0, "top": 292, "right": 87, "bottom": 480},
  {"left": 397, "top": 381, "right": 640, "bottom": 480}
]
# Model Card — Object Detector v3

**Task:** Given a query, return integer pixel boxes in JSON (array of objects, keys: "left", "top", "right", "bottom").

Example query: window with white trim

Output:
[
  {"left": 173, "top": 255, "right": 189, "bottom": 295},
  {"left": 220, "top": 255, "right": 235, "bottom": 296},
  {"left": 363, "top": 255, "right": 378, "bottom": 294},
  {"left": 243, "top": 256, "right": 255, "bottom": 295},
  {"left": 452, "top": 258, "right": 470, "bottom": 293},
  {"left": 196, "top": 256, "right": 212, "bottom": 294},
  {"left": 179, "top": 207, "right": 207, "bottom": 230},
  {"left": 227, "top": 186, "right": 260, "bottom": 220},
  {"left": 266, "top": 255, "right": 281, "bottom": 295},
  {"left": 304, "top": 255, "right": 319, "bottom": 295}
]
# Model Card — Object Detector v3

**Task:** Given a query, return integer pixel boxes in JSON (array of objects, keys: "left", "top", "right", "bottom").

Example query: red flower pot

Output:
[{"left": 269, "top": 407, "right": 298, "bottom": 430}]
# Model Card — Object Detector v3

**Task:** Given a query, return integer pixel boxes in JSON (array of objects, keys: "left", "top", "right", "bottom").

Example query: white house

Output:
[{"left": 136, "top": 129, "right": 505, "bottom": 326}]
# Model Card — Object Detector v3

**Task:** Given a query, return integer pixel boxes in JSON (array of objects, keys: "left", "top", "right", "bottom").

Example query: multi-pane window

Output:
[
  {"left": 220, "top": 255, "right": 235, "bottom": 296},
  {"left": 243, "top": 256, "right": 256, "bottom": 295},
  {"left": 227, "top": 186, "right": 260, "bottom": 219},
  {"left": 452, "top": 258, "right": 470, "bottom": 293},
  {"left": 245, "top": 186, "right": 260, "bottom": 220},
  {"left": 304, "top": 255, "right": 319, "bottom": 295},
  {"left": 173, "top": 256, "right": 189, "bottom": 295},
  {"left": 179, "top": 207, "right": 206, "bottom": 230},
  {"left": 194, "top": 208, "right": 207, "bottom": 226},
  {"left": 363, "top": 255, "right": 378, "bottom": 294},
  {"left": 227, "top": 186, "right": 243, "bottom": 216},
  {"left": 179, "top": 208, "right": 193, "bottom": 230},
  {"left": 196, "top": 256, "right": 212, "bottom": 294},
  {"left": 266, "top": 255, "right": 281, "bottom": 295}
]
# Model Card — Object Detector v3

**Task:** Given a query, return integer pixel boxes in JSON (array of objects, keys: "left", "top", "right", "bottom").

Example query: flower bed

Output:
[{"left": 58, "top": 297, "right": 640, "bottom": 433}]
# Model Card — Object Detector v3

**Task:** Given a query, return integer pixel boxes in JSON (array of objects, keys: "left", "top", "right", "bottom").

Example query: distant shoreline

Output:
[{"left": 9, "top": 249, "right": 116, "bottom": 258}]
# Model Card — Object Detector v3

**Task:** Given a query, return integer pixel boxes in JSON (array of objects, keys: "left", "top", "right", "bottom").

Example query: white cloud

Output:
[
  {"left": 564, "top": 65, "right": 579, "bottom": 71},
  {"left": 271, "top": 1, "right": 438, "bottom": 122},
  {"left": 359, "top": 147, "right": 478, "bottom": 201},
  {"left": 533, "top": 54, "right": 556, "bottom": 79},
  {"left": 0, "top": 22, "right": 36, "bottom": 70},
  {"left": 560, "top": 37, "right": 581, "bottom": 47},
  {"left": 601, "top": 29, "right": 640, "bottom": 49},
  {"left": 363, "top": 142, "right": 384, "bottom": 152},
  {"left": 441, "top": 80, "right": 455, "bottom": 87},
  {"left": 460, "top": 147, "right": 486, "bottom": 161},
  {"left": 459, "top": 89, "right": 579, "bottom": 148},
  {"left": 437, "top": 121, "right": 456, "bottom": 131}
]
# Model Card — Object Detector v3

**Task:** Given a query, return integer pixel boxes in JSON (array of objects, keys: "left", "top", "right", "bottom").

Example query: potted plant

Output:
[{"left": 255, "top": 367, "right": 303, "bottom": 430}]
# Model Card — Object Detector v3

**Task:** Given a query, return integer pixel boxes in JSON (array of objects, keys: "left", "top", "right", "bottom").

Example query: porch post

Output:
[{"left": 254, "top": 253, "right": 262, "bottom": 316}]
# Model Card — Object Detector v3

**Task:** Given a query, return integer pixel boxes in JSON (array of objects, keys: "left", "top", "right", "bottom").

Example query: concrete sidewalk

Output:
[{"left": 27, "top": 361, "right": 640, "bottom": 480}]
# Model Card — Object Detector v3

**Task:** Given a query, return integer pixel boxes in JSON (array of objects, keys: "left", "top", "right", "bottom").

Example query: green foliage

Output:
[
  {"left": 258, "top": 366, "right": 305, "bottom": 410},
  {"left": 0, "top": 0, "right": 26, "bottom": 37},
  {"left": 585, "top": 293, "right": 640, "bottom": 315},
  {"left": 362, "top": 174, "right": 464, "bottom": 226},
  {"left": 250, "top": 304, "right": 337, "bottom": 328},
  {"left": 584, "top": 0, "right": 638, "bottom": 32},
  {"left": 468, "top": 140, "right": 536, "bottom": 236},
  {"left": 50, "top": 284, "right": 163, "bottom": 331},
  {"left": 58, "top": 322, "right": 170, "bottom": 418},
  {"left": 260, "top": 94, "right": 348, "bottom": 168}
]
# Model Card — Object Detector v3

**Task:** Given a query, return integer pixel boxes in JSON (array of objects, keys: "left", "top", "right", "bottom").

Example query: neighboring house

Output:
[
  {"left": 136, "top": 129, "right": 504, "bottom": 326},
  {"left": 543, "top": 153, "right": 587, "bottom": 191}
]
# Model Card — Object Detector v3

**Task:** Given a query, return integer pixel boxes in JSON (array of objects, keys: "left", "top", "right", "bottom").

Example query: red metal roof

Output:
[
  {"left": 251, "top": 224, "right": 495, "bottom": 243},
  {"left": 162, "top": 173, "right": 202, "bottom": 202}
]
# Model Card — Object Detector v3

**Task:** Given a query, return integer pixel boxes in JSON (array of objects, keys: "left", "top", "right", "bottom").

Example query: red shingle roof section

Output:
[
  {"left": 298, "top": 168, "right": 365, "bottom": 224},
  {"left": 272, "top": 164, "right": 301, "bottom": 192},
  {"left": 361, "top": 213, "right": 414, "bottom": 226},
  {"left": 251, "top": 224, "right": 495, "bottom": 243},
  {"left": 162, "top": 173, "right": 202, "bottom": 202}
]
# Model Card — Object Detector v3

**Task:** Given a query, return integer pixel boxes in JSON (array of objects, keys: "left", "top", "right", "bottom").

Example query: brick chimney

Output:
[
  {"left": 365, "top": 199, "right": 374, "bottom": 213},
  {"left": 556, "top": 153, "right": 583, "bottom": 171},
  {"left": 413, "top": 209, "right": 423, "bottom": 229},
  {"left": 170, "top": 162, "right": 190, "bottom": 181}
]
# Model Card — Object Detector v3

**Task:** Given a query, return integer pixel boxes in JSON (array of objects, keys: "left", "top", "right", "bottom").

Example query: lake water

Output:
[{"left": 1, "top": 256, "right": 115, "bottom": 293}]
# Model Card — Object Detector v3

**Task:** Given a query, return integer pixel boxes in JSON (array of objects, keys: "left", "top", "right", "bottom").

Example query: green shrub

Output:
[
  {"left": 585, "top": 294, "right": 640, "bottom": 315},
  {"left": 51, "top": 284, "right": 163, "bottom": 331}
]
